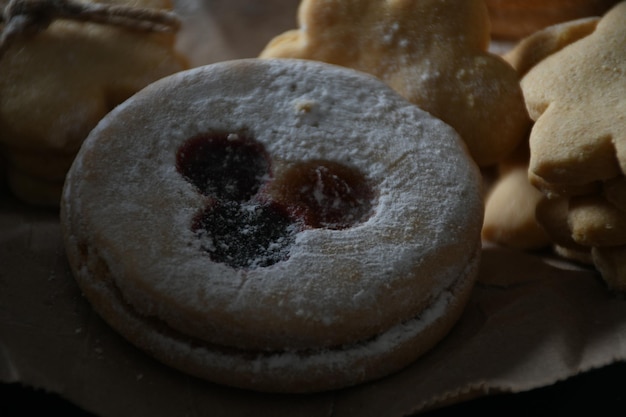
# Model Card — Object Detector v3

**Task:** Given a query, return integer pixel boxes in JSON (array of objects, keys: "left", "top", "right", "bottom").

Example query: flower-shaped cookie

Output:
[
  {"left": 0, "top": 0, "right": 187, "bottom": 205},
  {"left": 482, "top": 141, "right": 551, "bottom": 249},
  {"left": 482, "top": 17, "right": 601, "bottom": 250},
  {"left": 517, "top": 1, "right": 626, "bottom": 291},
  {"left": 523, "top": 1, "right": 626, "bottom": 193},
  {"left": 260, "top": 0, "right": 529, "bottom": 167}
]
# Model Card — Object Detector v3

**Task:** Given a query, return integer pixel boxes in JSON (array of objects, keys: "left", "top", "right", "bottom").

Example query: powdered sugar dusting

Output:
[
  {"left": 88, "top": 239, "right": 481, "bottom": 392},
  {"left": 62, "top": 59, "right": 483, "bottom": 354}
]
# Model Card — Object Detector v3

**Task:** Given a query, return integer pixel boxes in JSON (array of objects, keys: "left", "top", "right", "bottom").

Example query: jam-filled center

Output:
[
  {"left": 193, "top": 201, "right": 298, "bottom": 269},
  {"left": 176, "top": 133, "right": 375, "bottom": 269},
  {"left": 268, "top": 160, "right": 374, "bottom": 230},
  {"left": 176, "top": 133, "right": 269, "bottom": 201}
]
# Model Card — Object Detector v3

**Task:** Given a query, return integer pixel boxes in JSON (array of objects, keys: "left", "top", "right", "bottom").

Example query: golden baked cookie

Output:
[
  {"left": 604, "top": 177, "right": 626, "bottom": 212},
  {"left": 260, "top": 0, "right": 529, "bottom": 167},
  {"left": 482, "top": 142, "right": 550, "bottom": 249},
  {"left": 516, "top": 1, "right": 626, "bottom": 290},
  {"left": 0, "top": 0, "right": 188, "bottom": 206},
  {"left": 503, "top": 17, "right": 600, "bottom": 76},
  {"left": 523, "top": 1, "right": 626, "bottom": 193},
  {"left": 482, "top": 16, "right": 594, "bottom": 250},
  {"left": 534, "top": 196, "right": 590, "bottom": 254}
]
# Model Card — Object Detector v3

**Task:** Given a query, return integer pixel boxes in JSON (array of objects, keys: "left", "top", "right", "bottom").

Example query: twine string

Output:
[{"left": 0, "top": 0, "right": 181, "bottom": 58}]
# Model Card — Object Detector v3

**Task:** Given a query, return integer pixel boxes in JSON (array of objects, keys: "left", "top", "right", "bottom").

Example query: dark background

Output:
[{"left": 2, "top": 361, "right": 625, "bottom": 416}]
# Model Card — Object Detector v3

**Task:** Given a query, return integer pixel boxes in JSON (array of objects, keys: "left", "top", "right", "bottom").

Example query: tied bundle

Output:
[{"left": 0, "top": 0, "right": 180, "bottom": 58}]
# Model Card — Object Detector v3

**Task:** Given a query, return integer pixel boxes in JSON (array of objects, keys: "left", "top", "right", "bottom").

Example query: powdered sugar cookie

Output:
[
  {"left": 61, "top": 58, "right": 484, "bottom": 392},
  {"left": 483, "top": 16, "right": 605, "bottom": 249},
  {"left": 486, "top": 2, "right": 626, "bottom": 280}
]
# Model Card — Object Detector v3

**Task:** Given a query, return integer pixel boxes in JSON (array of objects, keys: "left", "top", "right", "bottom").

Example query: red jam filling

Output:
[
  {"left": 268, "top": 160, "right": 374, "bottom": 230},
  {"left": 176, "top": 133, "right": 270, "bottom": 202},
  {"left": 176, "top": 133, "right": 374, "bottom": 269}
]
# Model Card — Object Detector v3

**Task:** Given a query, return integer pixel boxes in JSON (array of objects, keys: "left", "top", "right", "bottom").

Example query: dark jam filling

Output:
[
  {"left": 176, "top": 133, "right": 270, "bottom": 202},
  {"left": 176, "top": 133, "right": 375, "bottom": 269},
  {"left": 268, "top": 160, "right": 374, "bottom": 230},
  {"left": 193, "top": 201, "right": 298, "bottom": 269}
]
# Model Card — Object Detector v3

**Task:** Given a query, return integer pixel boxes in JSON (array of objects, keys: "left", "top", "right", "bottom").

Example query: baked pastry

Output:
[
  {"left": 60, "top": 58, "right": 484, "bottom": 392},
  {"left": 0, "top": 0, "right": 187, "bottom": 206},
  {"left": 523, "top": 2, "right": 626, "bottom": 194},
  {"left": 485, "top": 0, "right": 620, "bottom": 40},
  {"left": 592, "top": 245, "right": 626, "bottom": 291},
  {"left": 503, "top": 17, "right": 601, "bottom": 76},
  {"left": 522, "top": 2, "right": 626, "bottom": 195},
  {"left": 481, "top": 17, "right": 601, "bottom": 249},
  {"left": 482, "top": 141, "right": 551, "bottom": 249},
  {"left": 259, "top": 0, "right": 529, "bottom": 167},
  {"left": 519, "top": 2, "right": 626, "bottom": 290}
]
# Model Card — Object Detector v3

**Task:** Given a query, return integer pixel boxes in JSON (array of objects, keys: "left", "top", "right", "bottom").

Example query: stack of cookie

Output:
[
  {"left": 482, "top": 16, "right": 602, "bottom": 249},
  {"left": 484, "top": 2, "right": 626, "bottom": 291}
]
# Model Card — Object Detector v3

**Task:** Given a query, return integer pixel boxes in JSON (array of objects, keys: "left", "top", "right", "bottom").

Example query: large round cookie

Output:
[{"left": 61, "top": 58, "right": 483, "bottom": 392}]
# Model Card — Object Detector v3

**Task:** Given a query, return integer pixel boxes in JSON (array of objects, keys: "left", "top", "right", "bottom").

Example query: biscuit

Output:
[
  {"left": 531, "top": 192, "right": 626, "bottom": 254},
  {"left": 0, "top": 0, "right": 188, "bottom": 206},
  {"left": 60, "top": 58, "right": 483, "bottom": 392},
  {"left": 568, "top": 194, "right": 626, "bottom": 247},
  {"left": 482, "top": 139, "right": 551, "bottom": 249},
  {"left": 593, "top": 245, "right": 626, "bottom": 291},
  {"left": 522, "top": 1, "right": 626, "bottom": 191},
  {"left": 481, "top": 17, "right": 598, "bottom": 250},
  {"left": 503, "top": 17, "right": 600, "bottom": 76},
  {"left": 528, "top": 171, "right": 602, "bottom": 199},
  {"left": 534, "top": 196, "right": 585, "bottom": 252},
  {"left": 260, "top": 0, "right": 529, "bottom": 167},
  {"left": 518, "top": 2, "right": 626, "bottom": 288},
  {"left": 482, "top": 164, "right": 550, "bottom": 249}
]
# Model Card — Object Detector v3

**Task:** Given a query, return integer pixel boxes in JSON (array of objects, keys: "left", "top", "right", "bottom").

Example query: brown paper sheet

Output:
[
  {"left": 2, "top": 185, "right": 626, "bottom": 417},
  {"left": 2, "top": 1, "right": 626, "bottom": 415}
]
